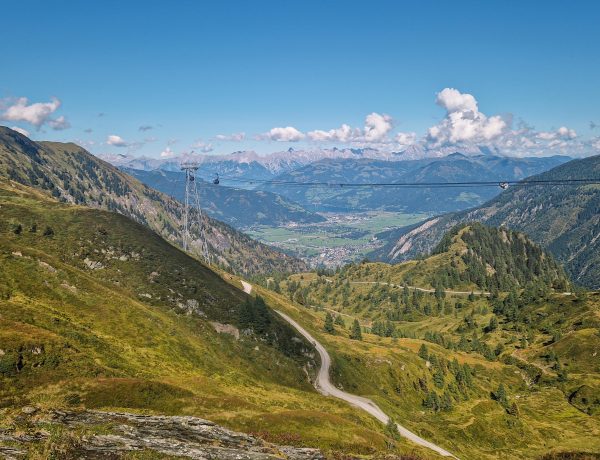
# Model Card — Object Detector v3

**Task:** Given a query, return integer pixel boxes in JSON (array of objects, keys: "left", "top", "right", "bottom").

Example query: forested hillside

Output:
[
  {"left": 261, "top": 223, "right": 600, "bottom": 459},
  {"left": 373, "top": 154, "right": 600, "bottom": 289}
]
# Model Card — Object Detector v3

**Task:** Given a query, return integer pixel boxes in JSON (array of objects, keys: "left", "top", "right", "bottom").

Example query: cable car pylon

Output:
[{"left": 180, "top": 162, "right": 210, "bottom": 263}]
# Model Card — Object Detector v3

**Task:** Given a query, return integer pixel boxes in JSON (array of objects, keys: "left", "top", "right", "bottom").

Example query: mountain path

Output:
[{"left": 239, "top": 281, "right": 457, "bottom": 458}]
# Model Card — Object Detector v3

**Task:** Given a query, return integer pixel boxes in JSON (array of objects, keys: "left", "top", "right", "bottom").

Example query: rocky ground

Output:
[{"left": 0, "top": 408, "right": 325, "bottom": 459}]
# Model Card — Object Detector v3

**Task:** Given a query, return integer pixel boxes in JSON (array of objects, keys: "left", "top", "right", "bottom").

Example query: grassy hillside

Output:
[
  {"left": 0, "top": 126, "right": 305, "bottom": 275},
  {"left": 372, "top": 154, "right": 600, "bottom": 289},
  {"left": 0, "top": 182, "right": 437, "bottom": 458},
  {"left": 263, "top": 225, "right": 600, "bottom": 459}
]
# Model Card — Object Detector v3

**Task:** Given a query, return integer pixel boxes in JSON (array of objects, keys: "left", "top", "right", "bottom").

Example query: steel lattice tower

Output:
[{"left": 181, "top": 162, "right": 210, "bottom": 263}]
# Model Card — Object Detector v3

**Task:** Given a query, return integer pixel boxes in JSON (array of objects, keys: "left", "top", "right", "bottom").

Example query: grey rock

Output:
[{"left": 3, "top": 410, "right": 325, "bottom": 460}]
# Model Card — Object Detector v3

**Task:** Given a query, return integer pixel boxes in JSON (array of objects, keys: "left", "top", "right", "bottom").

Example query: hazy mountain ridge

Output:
[
  {"left": 259, "top": 154, "right": 570, "bottom": 213},
  {"left": 0, "top": 126, "right": 305, "bottom": 275},
  {"left": 372, "top": 154, "right": 600, "bottom": 288},
  {"left": 122, "top": 167, "right": 325, "bottom": 229}
]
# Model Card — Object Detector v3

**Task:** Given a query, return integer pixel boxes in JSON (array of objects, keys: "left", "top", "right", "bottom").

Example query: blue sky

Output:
[{"left": 1, "top": 0, "right": 600, "bottom": 157}]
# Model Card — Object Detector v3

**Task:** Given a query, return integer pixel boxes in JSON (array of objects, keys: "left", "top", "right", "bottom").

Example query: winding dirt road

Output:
[{"left": 242, "top": 279, "right": 456, "bottom": 457}]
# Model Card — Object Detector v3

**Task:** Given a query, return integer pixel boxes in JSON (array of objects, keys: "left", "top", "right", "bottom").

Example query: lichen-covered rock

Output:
[{"left": 1, "top": 409, "right": 325, "bottom": 460}]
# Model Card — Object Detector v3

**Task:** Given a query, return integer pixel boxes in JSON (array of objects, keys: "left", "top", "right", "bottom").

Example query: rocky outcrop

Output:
[{"left": 1, "top": 409, "right": 325, "bottom": 460}]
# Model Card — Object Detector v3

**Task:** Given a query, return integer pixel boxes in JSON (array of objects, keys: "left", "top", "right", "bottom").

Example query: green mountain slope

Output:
[
  {"left": 372, "top": 154, "right": 600, "bottom": 289},
  {"left": 123, "top": 167, "right": 325, "bottom": 229},
  {"left": 0, "top": 182, "right": 425, "bottom": 457},
  {"left": 0, "top": 126, "right": 305, "bottom": 275},
  {"left": 268, "top": 224, "right": 600, "bottom": 459}
]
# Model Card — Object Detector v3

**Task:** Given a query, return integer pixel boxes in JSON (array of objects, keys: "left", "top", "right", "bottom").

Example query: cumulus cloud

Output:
[
  {"left": 10, "top": 126, "right": 30, "bottom": 137},
  {"left": 262, "top": 126, "right": 305, "bottom": 142},
  {"left": 215, "top": 132, "right": 246, "bottom": 141},
  {"left": 395, "top": 131, "right": 417, "bottom": 146},
  {"left": 537, "top": 126, "right": 577, "bottom": 141},
  {"left": 427, "top": 88, "right": 507, "bottom": 146},
  {"left": 106, "top": 134, "right": 130, "bottom": 147},
  {"left": 364, "top": 113, "right": 393, "bottom": 142},
  {"left": 307, "top": 124, "right": 359, "bottom": 142},
  {"left": 1, "top": 96, "right": 69, "bottom": 130}
]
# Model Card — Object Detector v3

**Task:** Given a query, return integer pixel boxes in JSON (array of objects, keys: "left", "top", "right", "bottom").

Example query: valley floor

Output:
[{"left": 245, "top": 211, "right": 429, "bottom": 267}]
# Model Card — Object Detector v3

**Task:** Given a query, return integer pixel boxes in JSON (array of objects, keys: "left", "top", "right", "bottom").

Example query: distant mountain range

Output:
[
  {"left": 101, "top": 145, "right": 523, "bottom": 189},
  {"left": 0, "top": 126, "right": 305, "bottom": 275},
  {"left": 258, "top": 153, "right": 570, "bottom": 213},
  {"left": 104, "top": 149, "right": 570, "bottom": 215},
  {"left": 123, "top": 167, "right": 325, "bottom": 229},
  {"left": 371, "top": 154, "right": 600, "bottom": 289}
]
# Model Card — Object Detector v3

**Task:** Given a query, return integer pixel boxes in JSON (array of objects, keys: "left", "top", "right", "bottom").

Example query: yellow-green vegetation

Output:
[
  {"left": 264, "top": 225, "right": 600, "bottom": 459},
  {"left": 0, "top": 182, "right": 435, "bottom": 458}
]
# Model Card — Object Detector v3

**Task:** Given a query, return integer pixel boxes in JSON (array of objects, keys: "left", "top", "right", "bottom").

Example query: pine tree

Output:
[
  {"left": 487, "top": 315, "right": 499, "bottom": 332},
  {"left": 324, "top": 312, "right": 335, "bottom": 334},
  {"left": 418, "top": 343, "right": 429, "bottom": 361},
  {"left": 494, "top": 383, "right": 509, "bottom": 408},
  {"left": 385, "top": 418, "right": 400, "bottom": 440},
  {"left": 334, "top": 315, "right": 345, "bottom": 328},
  {"left": 238, "top": 299, "right": 254, "bottom": 329},
  {"left": 441, "top": 391, "right": 453, "bottom": 411},
  {"left": 350, "top": 319, "right": 362, "bottom": 340},
  {"left": 433, "top": 368, "right": 445, "bottom": 388}
]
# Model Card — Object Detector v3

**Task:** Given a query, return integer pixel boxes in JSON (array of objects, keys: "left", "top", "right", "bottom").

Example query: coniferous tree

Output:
[
  {"left": 419, "top": 343, "right": 429, "bottom": 361},
  {"left": 324, "top": 312, "right": 335, "bottom": 334},
  {"left": 350, "top": 319, "right": 362, "bottom": 340},
  {"left": 494, "top": 383, "right": 509, "bottom": 408},
  {"left": 385, "top": 418, "right": 400, "bottom": 440}
]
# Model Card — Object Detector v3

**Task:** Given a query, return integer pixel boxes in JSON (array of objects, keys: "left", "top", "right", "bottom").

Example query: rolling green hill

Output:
[
  {"left": 0, "top": 126, "right": 305, "bottom": 275},
  {"left": 266, "top": 224, "right": 600, "bottom": 459},
  {"left": 372, "top": 154, "right": 600, "bottom": 289},
  {"left": 0, "top": 182, "right": 437, "bottom": 458}
]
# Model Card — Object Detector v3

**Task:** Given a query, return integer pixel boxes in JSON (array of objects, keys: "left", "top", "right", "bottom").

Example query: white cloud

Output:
[
  {"left": 435, "top": 87, "right": 478, "bottom": 113},
  {"left": 364, "top": 113, "right": 393, "bottom": 142},
  {"left": 262, "top": 126, "right": 305, "bottom": 142},
  {"left": 106, "top": 134, "right": 129, "bottom": 147},
  {"left": 1, "top": 96, "right": 66, "bottom": 129},
  {"left": 537, "top": 126, "right": 577, "bottom": 141},
  {"left": 47, "top": 115, "right": 71, "bottom": 130},
  {"left": 215, "top": 132, "right": 245, "bottom": 141},
  {"left": 191, "top": 140, "right": 214, "bottom": 153},
  {"left": 427, "top": 88, "right": 507, "bottom": 146},
  {"left": 10, "top": 126, "right": 30, "bottom": 137},
  {"left": 307, "top": 124, "right": 359, "bottom": 142},
  {"left": 395, "top": 131, "right": 417, "bottom": 146},
  {"left": 160, "top": 147, "right": 176, "bottom": 158}
]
